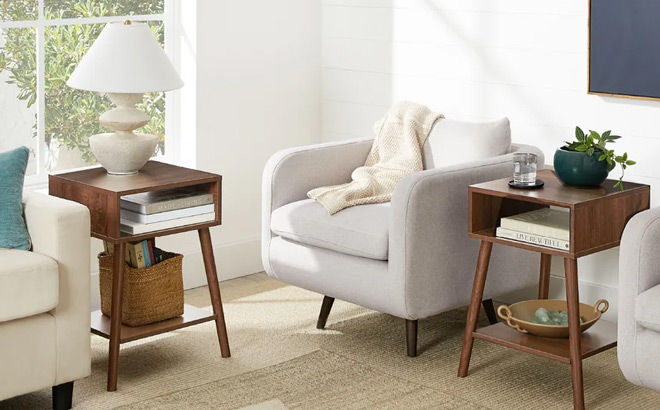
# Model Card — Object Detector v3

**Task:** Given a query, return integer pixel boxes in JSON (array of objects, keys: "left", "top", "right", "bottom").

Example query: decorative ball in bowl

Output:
[{"left": 497, "top": 299, "right": 608, "bottom": 338}]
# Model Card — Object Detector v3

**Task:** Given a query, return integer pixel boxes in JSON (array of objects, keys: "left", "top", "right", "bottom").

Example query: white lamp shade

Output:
[{"left": 67, "top": 21, "right": 183, "bottom": 93}]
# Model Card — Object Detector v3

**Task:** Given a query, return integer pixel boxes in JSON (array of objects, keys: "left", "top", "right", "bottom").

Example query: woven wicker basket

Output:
[{"left": 98, "top": 250, "right": 184, "bottom": 327}]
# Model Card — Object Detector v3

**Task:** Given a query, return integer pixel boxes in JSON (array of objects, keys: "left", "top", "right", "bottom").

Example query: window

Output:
[{"left": 0, "top": 0, "right": 178, "bottom": 185}]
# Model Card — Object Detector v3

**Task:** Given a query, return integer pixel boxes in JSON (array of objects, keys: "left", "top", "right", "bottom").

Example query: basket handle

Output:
[
  {"left": 594, "top": 299, "right": 609, "bottom": 314},
  {"left": 497, "top": 305, "right": 528, "bottom": 334}
]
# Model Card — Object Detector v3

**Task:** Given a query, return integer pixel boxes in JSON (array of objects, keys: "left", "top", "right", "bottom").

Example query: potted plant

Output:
[{"left": 553, "top": 127, "right": 636, "bottom": 189}]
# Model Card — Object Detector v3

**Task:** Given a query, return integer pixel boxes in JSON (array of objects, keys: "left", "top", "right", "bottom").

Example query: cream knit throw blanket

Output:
[{"left": 308, "top": 101, "right": 443, "bottom": 215}]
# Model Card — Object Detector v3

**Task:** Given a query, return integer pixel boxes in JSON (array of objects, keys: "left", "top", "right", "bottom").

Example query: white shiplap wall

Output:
[{"left": 321, "top": 0, "right": 660, "bottom": 320}]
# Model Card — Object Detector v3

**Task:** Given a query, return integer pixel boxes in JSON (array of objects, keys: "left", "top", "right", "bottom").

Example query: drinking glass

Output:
[{"left": 513, "top": 153, "right": 537, "bottom": 185}]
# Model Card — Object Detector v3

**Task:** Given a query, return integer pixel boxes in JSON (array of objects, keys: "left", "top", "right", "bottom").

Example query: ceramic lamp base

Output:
[
  {"left": 90, "top": 132, "right": 158, "bottom": 175},
  {"left": 89, "top": 92, "right": 157, "bottom": 174}
]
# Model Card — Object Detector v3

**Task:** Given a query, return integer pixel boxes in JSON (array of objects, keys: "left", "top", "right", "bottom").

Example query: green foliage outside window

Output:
[{"left": 0, "top": 0, "right": 166, "bottom": 164}]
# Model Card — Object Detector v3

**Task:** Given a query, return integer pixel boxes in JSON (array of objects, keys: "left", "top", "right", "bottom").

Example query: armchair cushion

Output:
[
  {"left": 0, "top": 249, "right": 58, "bottom": 323},
  {"left": 0, "top": 147, "right": 31, "bottom": 250},
  {"left": 271, "top": 199, "right": 390, "bottom": 260},
  {"left": 635, "top": 284, "right": 660, "bottom": 332},
  {"left": 423, "top": 118, "right": 511, "bottom": 169}
]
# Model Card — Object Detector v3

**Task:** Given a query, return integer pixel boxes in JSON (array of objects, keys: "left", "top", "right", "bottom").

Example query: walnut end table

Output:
[
  {"left": 457, "top": 169, "right": 650, "bottom": 410},
  {"left": 49, "top": 161, "right": 230, "bottom": 392}
]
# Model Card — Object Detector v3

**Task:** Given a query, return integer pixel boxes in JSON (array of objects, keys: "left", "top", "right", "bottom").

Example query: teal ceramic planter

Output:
[{"left": 553, "top": 147, "right": 609, "bottom": 187}]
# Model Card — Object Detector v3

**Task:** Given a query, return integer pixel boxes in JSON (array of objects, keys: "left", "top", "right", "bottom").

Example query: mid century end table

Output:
[
  {"left": 458, "top": 169, "right": 650, "bottom": 410},
  {"left": 49, "top": 161, "right": 230, "bottom": 391}
]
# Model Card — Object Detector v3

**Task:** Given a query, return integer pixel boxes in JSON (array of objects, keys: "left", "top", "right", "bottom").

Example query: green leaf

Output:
[
  {"left": 615, "top": 156, "right": 625, "bottom": 162},
  {"left": 623, "top": 152, "right": 628, "bottom": 161},
  {"left": 614, "top": 180, "right": 621, "bottom": 188},
  {"left": 598, "top": 153, "right": 608, "bottom": 161},
  {"left": 609, "top": 135, "right": 622, "bottom": 140},
  {"left": 608, "top": 162, "right": 616, "bottom": 171},
  {"left": 575, "top": 126, "right": 585, "bottom": 142},
  {"left": 589, "top": 130, "right": 600, "bottom": 140},
  {"left": 576, "top": 144, "right": 589, "bottom": 152},
  {"left": 626, "top": 160, "right": 636, "bottom": 165},
  {"left": 602, "top": 130, "right": 611, "bottom": 140},
  {"left": 586, "top": 147, "right": 595, "bottom": 156}
]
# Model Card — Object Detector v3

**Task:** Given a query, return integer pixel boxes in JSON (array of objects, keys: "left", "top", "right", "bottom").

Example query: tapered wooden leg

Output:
[
  {"left": 52, "top": 381, "right": 73, "bottom": 410},
  {"left": 406, "top": 319, "right": 418, "bottom": 357},
  {"left": 539, "top": 253, "right": 552, "bottom": 299},
  {"left": 199, "top": 228, "right": 230, "bottom": 358},
  {"left": 482, "top": 299, "right": 498, "bottom": 325},
  {"left": 458, "top": 241, "right": 493, "bottom": 377},
  {"left": 316, "top": 296, "right": 335, "bottom": 329},
  {"left": 564, "top": 257, "right": 585, "bottom": 410},
  {"left": 107, "top": 242, "right": 126, "bottom": 392}
]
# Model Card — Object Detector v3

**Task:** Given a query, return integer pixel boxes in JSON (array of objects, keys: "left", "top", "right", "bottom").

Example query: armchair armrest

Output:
[
  {"left": 619, "top": 207, "right": 660, "bottom": 298},
  {"left": 618, "top": 207, "right": 660, "bottom": 384},
  {"left": 262, "top": 138, "right": 372, "bottom": 273},
  {"left": 262, "top": 138, "right": 373, "bottom": 213},
  {"left": 22, "top": 191, "right": 91, "bottom": 384},
  {"left": 386, "top": 143, "right": 544, "bottom": 319}
]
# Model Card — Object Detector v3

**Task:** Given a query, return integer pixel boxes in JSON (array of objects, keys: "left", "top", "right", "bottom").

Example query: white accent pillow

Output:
[{"left": 422, "top": 117, "right": 511, "bottom": 169}]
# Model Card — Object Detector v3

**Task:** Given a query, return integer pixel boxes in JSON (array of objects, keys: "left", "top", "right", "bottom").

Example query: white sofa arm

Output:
[
  {"left": 22, "top": 191, "right": 91, "bottom": 385},
  {"left": 618, "top": 207, "right": 660, "bottom": 385},
  {"left": 262, "top": 138, "right": 372, "bottom": 273},
  {"left": 386, "top": 144, "right": 544, "bottom": 319}
]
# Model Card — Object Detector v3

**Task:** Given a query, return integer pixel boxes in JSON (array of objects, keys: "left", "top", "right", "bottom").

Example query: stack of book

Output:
[
  {"left": 119, "top": 187, "right": 215, "bottom": 235},
  {"left": 496, "top": 208, "right": 570, "bottom": 251},
  {"left": 104, "top": 239, "right": 169, "bottom": 268}
]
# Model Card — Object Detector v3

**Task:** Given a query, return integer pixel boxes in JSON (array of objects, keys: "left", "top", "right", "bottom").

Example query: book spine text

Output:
[{"left": 496, "top": 228, "right": 570, "bottom": 251}]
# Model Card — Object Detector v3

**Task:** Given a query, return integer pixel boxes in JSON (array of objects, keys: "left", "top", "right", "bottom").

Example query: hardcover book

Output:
[
  {"left": 496, "top": 227, "right": 570, "bottom": 251},
  {"left": 126, "top": 241, "right": 148, "bottom": 268},
  {"left": 120, "top": 187, "right": 213, "bottom": 215},
  {"left": 104, "top": 239, "right": 160, "bottom": 268},
  {"left": 120, "top": 212, "right": 215, "bottom": 235},
  {"left": 121, "top": 203, "right": 215, "bottom": 224},
  {"left": 500, "top": 208, "right": 570, "bottom": 241}
]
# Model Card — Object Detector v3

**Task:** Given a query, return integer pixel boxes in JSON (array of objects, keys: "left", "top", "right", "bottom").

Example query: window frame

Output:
[{"left": 0, "top": 0, "right": 181, "bottom": 188}]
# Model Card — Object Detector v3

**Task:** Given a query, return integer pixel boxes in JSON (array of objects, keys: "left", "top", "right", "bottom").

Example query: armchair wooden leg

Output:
[
  {"left": 406, "top": 319, "right": 418, "bottom": 357},
  {"left": 52, "top": 381, "right": 73, "bottom": 410},
  {"left": 316, "top": 296, "right": 335, "bottom": 329},
  {"left": 482, "top": 299, "right": 498, "bottom": 325}
]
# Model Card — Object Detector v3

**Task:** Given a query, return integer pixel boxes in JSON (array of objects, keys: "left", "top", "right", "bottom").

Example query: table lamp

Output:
[{"left": 67, "top": 20, "right": 183, "bottom": 175}]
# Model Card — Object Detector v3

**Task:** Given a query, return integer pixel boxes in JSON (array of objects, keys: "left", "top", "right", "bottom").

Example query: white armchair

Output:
[
  {"left": 0, "top": 191, "right": 91, "bottom": 409},
  {"left": 618, "top": 207, "right": 660, "bottom": 391},
  {"left": 262, "top": 130, "right": 545, "bottom": 356}
]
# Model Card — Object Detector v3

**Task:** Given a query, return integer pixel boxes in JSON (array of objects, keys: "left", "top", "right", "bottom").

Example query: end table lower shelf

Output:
[
  {"left": 473, "top": 320, "right": 617, "bottom": 364},
  {"left": 91, "top": 305, "right": 217, "bottom": 344}
]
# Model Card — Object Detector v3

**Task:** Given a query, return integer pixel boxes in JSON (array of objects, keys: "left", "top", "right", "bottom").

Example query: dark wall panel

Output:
[{"left": 589, "top": 0, "right": 660, "bottom": 99}]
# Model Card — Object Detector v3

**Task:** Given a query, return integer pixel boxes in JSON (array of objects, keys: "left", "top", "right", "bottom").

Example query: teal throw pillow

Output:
[{"left": 0, "top": 146, "right": 31, "bottom": 250}]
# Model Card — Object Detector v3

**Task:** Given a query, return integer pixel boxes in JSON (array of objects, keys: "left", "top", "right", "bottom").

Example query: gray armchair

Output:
[
  {"left": 262, "top": 132, "right": 544, "bottom": 356},
  {"left": 618, "top": 207, "right": 660, "bottom": 391}
]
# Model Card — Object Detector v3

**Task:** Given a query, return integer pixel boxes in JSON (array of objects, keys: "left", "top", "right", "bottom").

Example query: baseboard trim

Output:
[{"left": 90, "top": 239, "right": 262, "bottom": 310}]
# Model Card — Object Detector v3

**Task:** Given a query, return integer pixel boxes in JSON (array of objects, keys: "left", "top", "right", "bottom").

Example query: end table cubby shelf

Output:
[
  {"left": 458, "top": 169, "right": 650, "bottom": 410},
  {"left": 49, "top": 161, "right": 230, "bottom": 392}
]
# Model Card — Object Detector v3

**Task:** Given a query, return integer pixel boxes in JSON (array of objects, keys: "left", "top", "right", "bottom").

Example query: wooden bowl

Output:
[{"left": 497, "top": 299, "right": 609, "bottom": 338}]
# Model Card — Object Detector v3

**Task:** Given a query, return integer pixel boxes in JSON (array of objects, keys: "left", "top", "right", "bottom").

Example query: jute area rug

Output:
[{"left": 2, "top": 274, "right": 658, "bottom": 409}]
